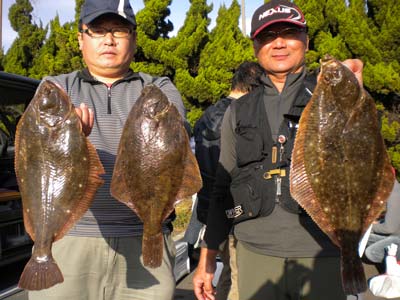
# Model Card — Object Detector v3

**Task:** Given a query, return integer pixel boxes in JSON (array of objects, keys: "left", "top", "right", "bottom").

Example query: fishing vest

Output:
[{"left": 228, "top": 74, "right": 316, "bottom": 224}]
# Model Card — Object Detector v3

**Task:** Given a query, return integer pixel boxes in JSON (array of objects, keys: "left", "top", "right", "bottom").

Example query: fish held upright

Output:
[
  {"left": 290, "top": 55, "right": 395, "bottom": 295},
  {"left": 14, "top": 80, "right": 105, "bottom": 290},
  {"left": 111, "top": 84, "right": 202, "bottom": 268}
]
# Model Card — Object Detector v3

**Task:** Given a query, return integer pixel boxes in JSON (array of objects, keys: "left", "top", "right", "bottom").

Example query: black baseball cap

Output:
[
  {"left": 80, "top": 0, "right": 136, "bottom": 27},
  {"left": 251, "top": 0, "right": 306, "bottom": 39}
]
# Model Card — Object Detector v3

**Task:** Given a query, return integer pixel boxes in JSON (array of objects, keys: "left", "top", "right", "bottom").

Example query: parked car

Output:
[{"left": 0, "top": 72, "right": 39, "bottom": 268}]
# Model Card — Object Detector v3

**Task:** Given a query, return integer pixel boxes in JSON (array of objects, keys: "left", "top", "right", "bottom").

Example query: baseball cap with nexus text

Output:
[{"left": 251, "top": 0, "right": 306, "bottom": 40}]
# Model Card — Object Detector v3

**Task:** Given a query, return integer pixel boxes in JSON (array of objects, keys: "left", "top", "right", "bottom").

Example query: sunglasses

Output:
[{"left": 256, "top": 27, "right": 306, "bottom": 42}]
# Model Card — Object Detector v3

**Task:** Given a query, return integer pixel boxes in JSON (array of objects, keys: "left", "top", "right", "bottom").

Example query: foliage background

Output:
[{"left": 0, "top": 0, "right": 399, "bottom": 175}]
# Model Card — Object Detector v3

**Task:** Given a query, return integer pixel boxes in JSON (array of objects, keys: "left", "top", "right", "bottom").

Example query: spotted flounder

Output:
[
  {"left": 15, "top": 80, "right": 105, "bottom": 290},
  {"left": 111, "top": 84, "right": 202, "bottom": 268},
  {"left": 290, "top": 55, "right": 395, "bottom": 295}
]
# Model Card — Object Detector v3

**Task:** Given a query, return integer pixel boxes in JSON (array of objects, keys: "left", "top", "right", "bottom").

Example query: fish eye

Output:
[
  {"left": 39, "top": 89, "right": 60, "bottom": 112},
  {"left": 333, "top": 69, "right": 341, "bottom": 78},
  {"left": 39, "top": 96, "right": 56, "bottom": 111}
]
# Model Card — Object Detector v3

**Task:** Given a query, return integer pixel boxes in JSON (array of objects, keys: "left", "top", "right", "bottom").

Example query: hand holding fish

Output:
[
  {"left": 75, "top": 103, "right": 94, "bottom": 136},
  {"left": 342, "top": 58, "right": 364, "bottom": 86},
  {"left": 317, "top": 58, "right": 364, "bottom": 87}
]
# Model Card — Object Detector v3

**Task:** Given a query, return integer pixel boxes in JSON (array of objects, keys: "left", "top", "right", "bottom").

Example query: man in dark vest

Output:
[
  {"left": 193, "top": 61, "right": 264, "bottom": 300},
  {"left": 193, "top": 0, "right": 363, "bottom": 299}
]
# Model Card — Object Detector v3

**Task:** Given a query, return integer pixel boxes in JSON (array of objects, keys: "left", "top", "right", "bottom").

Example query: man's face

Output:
[
  {"left": 253, "top": 23, "right": 308, "bottom": 76},
  {"left": 78, "top": 15, "right": 136, "bottom": 79}
]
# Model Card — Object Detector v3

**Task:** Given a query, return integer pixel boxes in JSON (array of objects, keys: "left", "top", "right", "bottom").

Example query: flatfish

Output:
[
  {"left": 290, "top": 55, "right": 394, "bottom": 295},
  {"left": 111, "top": 84, "right": 202, "bottom": 268},
  {"left": 15, "top": 80, "right": 105, "bottom": 290}
]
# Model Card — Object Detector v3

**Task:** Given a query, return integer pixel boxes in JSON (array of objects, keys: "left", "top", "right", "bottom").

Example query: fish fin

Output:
[
  {"left": 15, "top": 117, "right": 35, "bottom": 241},
  {"left": 361, "top": 95, "right": 395, "bottom": 232},
  {"left": 110, "top": 165, "right": 143, "bottom": 218},
  {"left": 22, "top": 209, "right": 35, "bottom": 241},
  {"left": 362, "top": 153, "right": 394, "bottom": 234},
  {"left": 142, "top": 231, "right": 163, "bottom": 268},
  {"left": 341, "top": 252, "right": 367, "bottom": 295},
  {"left": 290, "top": 97, "right": 339, "bottom": 246},
  {"left": 54, "top": 140, "right": 104, "bottom": 241},
  {"left": 110, "top": 151, "right": 132, "bottom": 204},
  {"left": 343, "top": 91, "right": 395, "bottom": 235},
  {"left": 18, "top": 256, "right": 64, "bottom": 291},
  {"left": 175, "top": 141, "right": 202, "bottom": 201},
  {"left": 158, "top": 139, "right": 201, "bottom": 222}
]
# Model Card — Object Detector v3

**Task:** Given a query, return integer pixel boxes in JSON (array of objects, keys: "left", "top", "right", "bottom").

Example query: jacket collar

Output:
[{"left": 77, "top": 68, "right": 141, "bottom": 83}]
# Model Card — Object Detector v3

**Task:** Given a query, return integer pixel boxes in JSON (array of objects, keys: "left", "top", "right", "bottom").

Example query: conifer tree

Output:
[
  {"left": 131, "top": 0, "right": 174, "bottom": 76},
  {"left": 29, "top": 17, "right": 83, "bottom": 78},
  {"left": 162, "top": 0, "right": 212, "bottom": 72},
  {"left": 175, "top": 0, "right": 253, "bottom": 125},
  {"left": 362, "top": 0, "right": 400, "bottom": 95},
  {"left": 3, "top": 0, "right": 46, "bottom": 76}
]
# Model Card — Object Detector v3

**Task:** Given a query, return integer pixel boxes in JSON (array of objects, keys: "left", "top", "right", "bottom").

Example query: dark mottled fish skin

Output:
[
  {"left": 290, "top": 55, "right": 394, "bottom": 295},
  {"left": 111, "top": 84, "right": 202, "bottom": 268},
  {"left": 15, "top": 80, "right": 105, "bottom": 290}
]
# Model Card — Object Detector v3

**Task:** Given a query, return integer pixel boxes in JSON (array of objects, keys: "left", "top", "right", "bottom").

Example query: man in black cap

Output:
[
  {"left": 193, "top": 0, "right": 363, "bottom": 299},
  {"left": 29, "top": 1, "right": 184, "bottom": 299}
]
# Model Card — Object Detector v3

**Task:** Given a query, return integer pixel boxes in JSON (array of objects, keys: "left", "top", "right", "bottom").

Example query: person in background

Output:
[
  {"left": 365, "top": 179, "right": 400, "bottom": 265},
  {"left": 29, "top": 0, "right": 185, "bottom": 299},
  {"left": 193, "top": 61, "right": 264, "bottom": 300},
  {"left": 192, "top": 0, "right": 364, "bottom": 299}
]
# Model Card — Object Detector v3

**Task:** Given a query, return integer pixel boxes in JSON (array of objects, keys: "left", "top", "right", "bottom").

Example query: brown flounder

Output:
[
  {"left": 15, "top": 80, "right": 104, "bottom": 290},
  {"left": 290, "top": 55, "right": 394, "bottom": 295},
  {"left": 111, "top": 84, "right": 202, "bottom": 268}
]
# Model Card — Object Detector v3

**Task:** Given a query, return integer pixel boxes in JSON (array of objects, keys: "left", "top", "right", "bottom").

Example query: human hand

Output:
[
  {"left": 387, "top": 243, "right": 398, "bottom": 257},
  {"left": 193, "top": 249, "right": 218, "bottom": 300},
  {"left": 342, "top": 58, "right": 363, "bottom": 87},
  {"left": 193, "top": 265, "right": 216, "bottom": 300},
  {"left": 75, "top": 103, "right": 94, "bottom": 136}
]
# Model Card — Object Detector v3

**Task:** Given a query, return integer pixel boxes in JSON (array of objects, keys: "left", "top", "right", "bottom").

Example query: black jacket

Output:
[{"left": 194, "top": 97, "right": 233, "bottom": 224}]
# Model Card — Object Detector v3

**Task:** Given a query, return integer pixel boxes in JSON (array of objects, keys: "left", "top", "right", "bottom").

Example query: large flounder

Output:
[
  {"left": 111, "top": 84, "right": 202, "bottom": 268},
  {"left": 15, "top": 80, "right": 104, "bottom": 290},
  {"left": 290, "top": 55, "right": 394, "bottom": 295}
]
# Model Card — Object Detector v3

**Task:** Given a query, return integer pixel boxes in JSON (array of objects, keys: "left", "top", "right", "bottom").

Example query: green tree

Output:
[
  {"left": 378, "top": 100, "right": 400, "bottom": 178},
  {"left": 132, "top": 0, "right": 212, "bottom": 80},
  {"left": 131, "top": 0, "right": 175, "bottom": 76},
  {"left": 29, "top": 16, "right": 83, "bottom": 78},
  {"left": 175, "top": 0, "right": 254, "bottom": 126},
  {"left": 3, "top": 0, "right": 46, "bottom": 76}
]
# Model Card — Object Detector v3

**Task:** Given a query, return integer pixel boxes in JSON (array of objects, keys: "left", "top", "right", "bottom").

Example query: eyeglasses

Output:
[
  {"left": 80, "top": 27, "right": 134, "bottom": 38},
  {"left": 256, "top": 27, "right": 306, "bottom": 42}
]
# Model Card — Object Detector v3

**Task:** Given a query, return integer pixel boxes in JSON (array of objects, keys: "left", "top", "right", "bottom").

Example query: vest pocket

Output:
[
  {"left": 230, "top": 169, "right": 262, "bottom": 224},
  {"left": 235, "top": 126, "right": 264, "bottom": 167},
  {"left": 230, "top": 165, "right": 273, "bottom": 223}
]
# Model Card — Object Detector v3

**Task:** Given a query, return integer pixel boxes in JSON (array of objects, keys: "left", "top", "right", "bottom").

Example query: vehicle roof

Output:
[{"left": 0, "top": 71, "right": 40, "bottom": 106}]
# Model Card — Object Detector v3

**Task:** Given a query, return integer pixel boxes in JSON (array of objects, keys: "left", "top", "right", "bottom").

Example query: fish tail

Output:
[
  {"left": 341, "top": 254, "right": 367, "bottom": 295},
  {"left": 18, "top": 256, "right": 63, "bottom": 290},
  {"left": 142, "top": 232, "right": 163, "bottom": 268}
]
